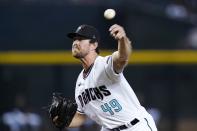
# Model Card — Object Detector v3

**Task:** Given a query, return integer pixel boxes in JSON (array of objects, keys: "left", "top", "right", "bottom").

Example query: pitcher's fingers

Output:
[
  {"left": 115, "top": 32, "right": 124, "bottom": 40},
  {"left": 109, "top": 24, "right": 119, "bottom": 31},
  {"left": 110, "top": 26, "right": 121, "bottom": 36}
]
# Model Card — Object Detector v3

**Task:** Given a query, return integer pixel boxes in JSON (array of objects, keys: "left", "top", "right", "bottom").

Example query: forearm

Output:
[
  {"left": 117, "top": 36, "right": 132, "bottom": 61},
  {"left": 68, "top": 112, "right": 87, "bottom": 128},
  {"left": 110, "top": 24, "right": 132, "bottom": 73}
]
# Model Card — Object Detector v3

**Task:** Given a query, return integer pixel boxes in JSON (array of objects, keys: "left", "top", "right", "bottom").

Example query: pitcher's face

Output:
[{"left": 72, "top": 37, "right": 91, "bottom": 59}]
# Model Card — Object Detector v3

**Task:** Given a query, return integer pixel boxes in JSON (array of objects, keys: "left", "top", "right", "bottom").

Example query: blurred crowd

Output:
[{"left": 0, "top": 94, "right": 101, "bottom": 131}]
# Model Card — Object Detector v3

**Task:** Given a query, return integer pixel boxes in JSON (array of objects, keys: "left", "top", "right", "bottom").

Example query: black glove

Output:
[{"left": 49, "top": 93, "right": 77, "bottom": 129}]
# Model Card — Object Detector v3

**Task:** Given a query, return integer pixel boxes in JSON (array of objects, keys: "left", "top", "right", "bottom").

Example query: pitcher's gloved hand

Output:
[{"left": 49, "top": 93, "right": 77, "bottom": 129}]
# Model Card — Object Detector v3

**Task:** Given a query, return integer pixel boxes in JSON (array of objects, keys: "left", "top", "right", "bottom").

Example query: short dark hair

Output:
[{"left": 89, "top": 39, "right": 100, "bottom": 54}]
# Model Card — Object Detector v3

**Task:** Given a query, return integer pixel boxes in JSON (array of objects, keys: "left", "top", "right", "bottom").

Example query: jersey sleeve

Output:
[
  {"left": 76, "top": 102, "right": 85, "bottom": 114},
  {"left": 75, "top": 78, "right": 85, "bottom": 114},
  {"left": 75, "top": 98, "right": 85, "bottom": 114},
  {"left": 77, "top": 110, "right": 85, "bottom": 114},
  {"left": 104, "top": 55, "right": 122, "bottom": 82}
]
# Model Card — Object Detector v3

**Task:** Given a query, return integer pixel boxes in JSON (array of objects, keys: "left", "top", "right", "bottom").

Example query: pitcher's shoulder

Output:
[{"left": 96, "top": 55, "right": 112, "bottom": 64}]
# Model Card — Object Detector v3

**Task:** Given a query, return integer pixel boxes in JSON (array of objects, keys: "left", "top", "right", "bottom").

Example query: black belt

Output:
[{"left": 111, "top": 118, "right": 139, "bottom": 131}]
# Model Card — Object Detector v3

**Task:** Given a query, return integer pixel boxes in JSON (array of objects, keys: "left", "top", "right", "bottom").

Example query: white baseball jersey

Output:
[{"left": 75, "top": 56, "right": 157, "bottom": 130}]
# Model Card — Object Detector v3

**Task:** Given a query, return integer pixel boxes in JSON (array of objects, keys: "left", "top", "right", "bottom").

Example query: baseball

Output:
[{"left": 104, "top": 9, "right": 116, "bottom": 20}]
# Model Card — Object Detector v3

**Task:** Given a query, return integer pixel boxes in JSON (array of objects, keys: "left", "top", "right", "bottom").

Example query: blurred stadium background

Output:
[{"left": 0, "top": 0, "right": 197, "bottom": 131}]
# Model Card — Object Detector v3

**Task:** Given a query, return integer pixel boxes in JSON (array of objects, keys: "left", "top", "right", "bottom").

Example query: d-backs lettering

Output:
[{"left": 78, "top": 85, "right": 111, "bottom": 107}]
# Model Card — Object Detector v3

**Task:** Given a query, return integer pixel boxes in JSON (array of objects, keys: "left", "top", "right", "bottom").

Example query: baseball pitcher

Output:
[{"left": 48, "top": 24, "right": 158, "bottom": 131}]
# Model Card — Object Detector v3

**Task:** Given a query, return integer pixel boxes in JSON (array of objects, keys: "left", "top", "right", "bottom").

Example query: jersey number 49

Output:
[{"left": 101, "top": 99, "right": 122, "bottom": 115}]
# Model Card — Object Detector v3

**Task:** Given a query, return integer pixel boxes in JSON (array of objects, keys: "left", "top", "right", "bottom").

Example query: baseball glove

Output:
[{"left": 48, "top": 93, "right": 77, "bottom": 129}]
